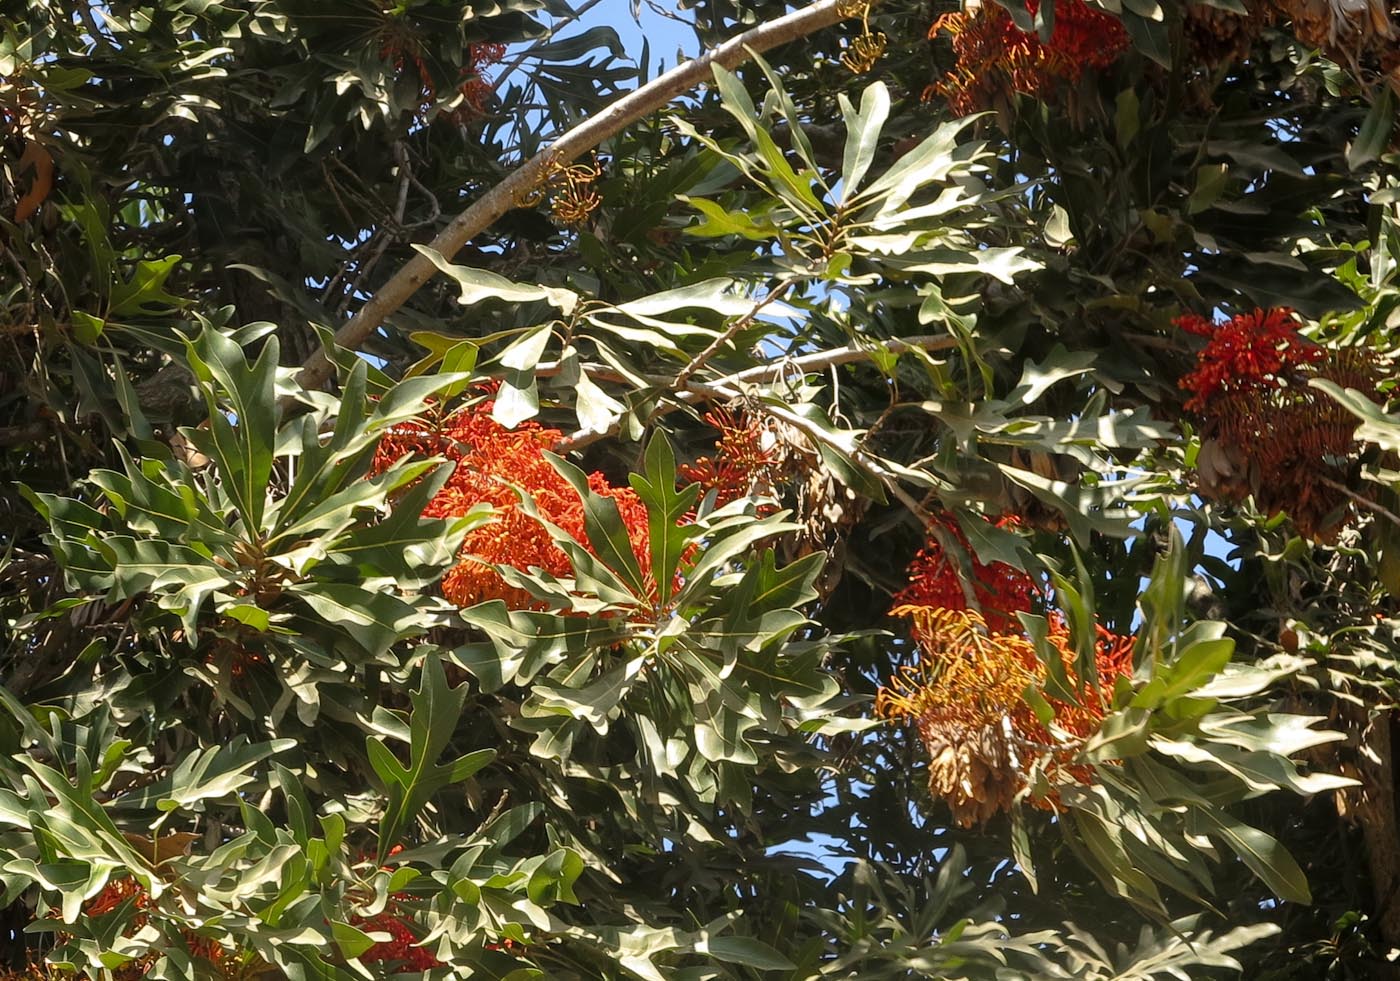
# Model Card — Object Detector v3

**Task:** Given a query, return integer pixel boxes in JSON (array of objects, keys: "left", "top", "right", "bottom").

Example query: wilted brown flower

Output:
[{"left": 876, "top": 607, "right": 1133, "bottom": 827}]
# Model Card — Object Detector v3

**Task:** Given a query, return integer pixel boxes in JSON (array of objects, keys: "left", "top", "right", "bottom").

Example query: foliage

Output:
[{"left": 2, "top": 0, "right": 1399, "bottom": 977}]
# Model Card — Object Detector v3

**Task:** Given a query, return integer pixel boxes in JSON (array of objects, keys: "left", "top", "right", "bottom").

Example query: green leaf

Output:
[
  {"left": 285, "top": 583, "right": 424, "bottom": 659},
  {"left": 454, "top": 603, "right": 625, "bottom": 691},
  {"left": 415, "top": 246, "right": 578, "bottom": 313},
  {"left": 525, "top": 847, "right": 584, "bottom": 905},
  {"left": 330, "top": 920, "right": 376, "bottom": 960},
  {"left": 375, "top": 656, "right": 493, "bottom": 857},
  {"left": 183, "top": 327, "right": 279, "bottom": 533},
  {"left": 109, "top": 255, "right": 185, "bottom": 316},
  {"left": 574, "top": 367, "right": 626, "bottom": 435},
  {"left": 528, "top": 656, "right": 642, "bottom": 731},
  {"left": 1348, "top": 88, "right": 1395, "bottom": 170},
  {"left": 101, "top": 536, "right": 234, "bottom": 636},
  {"left": 1009, "top": 807, "right": 1038, "bottom": 893},
  {"left": 629, "top": 434, "right": 701, "bottom": 606},
  {"left": 839, "top": 81, "right": 889, "bottom": 203},
  {"left": 1121, "top": 8, "right": 1170, "bottom": 65},
  {"left": 543, "top": 452, "right": 648, "bottom": 596},
  {"left": 702, "top": 935, "right": 796, "bottom": 970},
  {"left": 321, "top": 468, "right": 486, "bottom": 589},
  {"left": 1194, "top": 810, "right": 1311, "bottom": 903},
  {"left": 111, "top": 737, "right": 295, "bottom": 812},
  {"left": 1188, "top": 163, "right": 1229, "bottom": 215},
  {"left": 1114, "top": 88, "right": 1140, "bottom": 149},
  {"left": 1156, "top": 638, "right": 1235, "bottom": 704},
  {"left": 711, "top": 65, "right": 824, "bottom": 216},
  {"left": 681, "top": 197, "right": 781, "bottom": 241},
  {"left": 856, "top": 116, "right": 978, "bottom": 213}
]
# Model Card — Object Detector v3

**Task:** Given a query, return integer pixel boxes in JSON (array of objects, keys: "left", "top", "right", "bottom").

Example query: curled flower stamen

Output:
[
  {"left": 372, "top": 395, "right": 651, "bottom": 610},
  {"left": 877, "top": 607, "right": 1132, "bottom": 826},
  {"left": 842, "top": 31, "right": 888, "bottom": 74},
  {"left": 927, "top": 0, "right": 1128, "bottom": 115}
]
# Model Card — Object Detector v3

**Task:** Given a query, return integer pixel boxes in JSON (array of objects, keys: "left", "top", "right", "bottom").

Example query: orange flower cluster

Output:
[
  {"left": 877, "top": 515, "right": 1133, "bottom": 825},
  {"left": 372, "top": 401, "right": 651, "bottom": 610},
  {"left": 1178, "top": 308, "right": 1385, "bottom": 540},
  {"left": 876, "top": 607, "right": 1133, "bottom": 826},
  {"left": 891, "top": 514, "right": 1037, "bottom": 634},
  {"left": 679, "top": 408, "right": 786, "bottom": 508},
  {"left": 76, "top": 877, "right": 237, "bottom": 979},
  {"left": 927, "top": 0, "right": 1129, "bottom": 116}
]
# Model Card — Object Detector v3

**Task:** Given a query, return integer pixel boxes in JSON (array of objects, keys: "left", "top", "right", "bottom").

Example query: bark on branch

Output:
[{"left": 295, "top": 0, "right": 854, "bottom": 394}]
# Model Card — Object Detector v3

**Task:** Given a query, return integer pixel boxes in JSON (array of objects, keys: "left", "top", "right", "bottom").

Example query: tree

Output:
[{"left": 1, "top": 0, "right": 1398, "bottom": 976}]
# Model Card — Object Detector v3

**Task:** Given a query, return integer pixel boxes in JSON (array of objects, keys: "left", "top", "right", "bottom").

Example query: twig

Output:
[
  {"left": 1318, "top": 475, "right": 1400, "bottom": 528},
  {"left": 295, "top": 0, "right": 856, "bottom": 396},
  {"left": 333, "top": 145, "right": 416, "bottom": 318},
  {"left": 553, "top": 334, "right": 959, "bottom": 451},
  {"left": 673, "top": 277, "right": 798, "bottom": 391}
]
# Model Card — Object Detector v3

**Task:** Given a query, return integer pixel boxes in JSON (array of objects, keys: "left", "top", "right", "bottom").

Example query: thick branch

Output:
[
  {"left": 296, "top": 0, "right": 853, "bottom": 393},
  {"left": 0, "top": 422, "right": 50, "bottom": 447}
]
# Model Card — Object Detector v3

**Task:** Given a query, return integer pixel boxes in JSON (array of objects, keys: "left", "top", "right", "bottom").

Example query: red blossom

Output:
[
  {"left": 1176, "top": 307, "right": 1324, "bottom": 411},
  {"left": 449, "top": 42, "right": 506, "bottom": 122},
  {"left": 355, "top": 905, "right": 443, "bottom": 971},
  {"left": 892, "top": 514, "right": 1038, "bottom": 634},
  {"left": 1176, "top": 308, "right": 1385, "bottom": 539},
  {"left": 679, "top": 408, "right": 785, "bottom": 508},
  {"left": 377, "top": 36, "right": 504, "bottom": 120},
  {"left": 373, "top": 400, "right": 652, "bottom": 610},
  {"left": 928, "top": 0, "right": 1129, "bottom": 115}
]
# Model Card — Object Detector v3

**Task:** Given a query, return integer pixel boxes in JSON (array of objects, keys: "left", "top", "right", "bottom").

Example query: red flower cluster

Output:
[
  {"left": 79, "top": 878, "right": 234, "bottom": 978},
  {"left": 928, "top": 0, "right": 1129, "bottom": 116},
  {"left": 450, "top": 43, "right": 507, "bottom": 123},
  {"left": 1176, "top": 307, "right": 1325, "bottom": 412},
  {"left": 679, "top": 408, "right": 785, "bottom": 508},
  {"left": 891, "top": 514, "right": 1037, "bottom": 634},
  {"left": 355, "top": 904, "right": 443, "bottom": 971},
  {"left": 879, "top": 514, "right": 1135, "bottom": 824},
  {"left": 373, "top": 400, "right": 651, "bottom": 610},
  {"left": 378, "top": 37, "right": 504, "bottom": 120},
  {"left": 1177, "top": 308, "right": 1384, "bottom": 539}
]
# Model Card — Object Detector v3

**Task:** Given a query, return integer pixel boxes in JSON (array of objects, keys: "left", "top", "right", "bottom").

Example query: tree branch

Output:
[
  {"left": 1317, "top": 474, "right": 1400, "bottom": 528},
  {"left": 295, "top": 0, "right": 854, "bottom": 394},
  {"left": 552, "top": 334, "right": 960, "bottom": 450},
  {"left": 0, "top": 421, "right": 50, "bottom": 447},
  {"left": 673, "top": 277, "right": 798, "bottom": 392}
]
